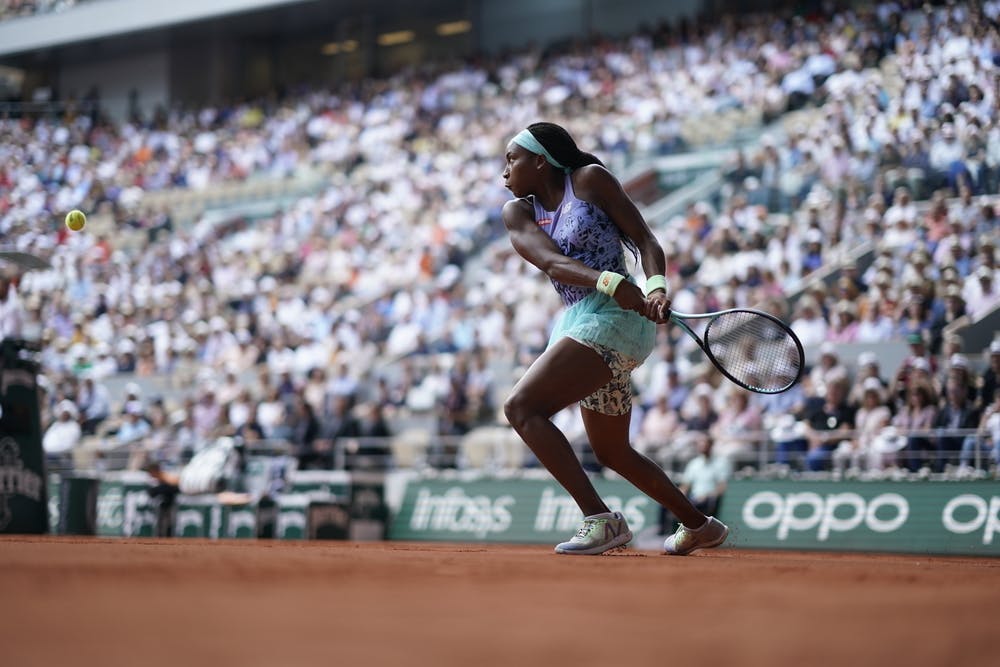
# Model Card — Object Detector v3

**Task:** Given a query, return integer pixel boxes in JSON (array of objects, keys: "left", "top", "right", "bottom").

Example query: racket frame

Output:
[{"left": 668, "top": 308, "right": 805, "bottom": 394}]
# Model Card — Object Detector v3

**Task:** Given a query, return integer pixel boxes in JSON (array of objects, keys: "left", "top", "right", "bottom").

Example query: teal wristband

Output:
[
  {"left": 596, "top": 271, "right": 625, "bottom": 296},
  {"left": 644, "top": 275, "right": 669, "bottom": 296}
]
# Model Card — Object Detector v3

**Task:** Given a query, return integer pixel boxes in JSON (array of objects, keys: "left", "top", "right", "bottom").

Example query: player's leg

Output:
[
  {"left": 582, "top": 398, "right": 729, "bottom": 555},
  {"left": 581, "top": 407, "right": 706, "bottom": 528},
  {"left": 503, "top": 337, "right": 614, "bottom": 517}
]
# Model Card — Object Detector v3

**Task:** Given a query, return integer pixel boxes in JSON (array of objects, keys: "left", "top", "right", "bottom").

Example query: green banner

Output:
[
  {"left": 47, "top": 473, "right": 60, "bottom": 534},
  {"left": 174, "top": 495, "right": 276, "bottom": 539},
  {"left": 288, "top": 470, "right": 351, "bottom": 497},
  {"left": 388, "top": 477, "right": 659, "bottom": 543},
  {"left": 717, "top": 480, "right": 1000, "bottom": 556},
  {"left": 97, "top": 472, "right": 159, "bottom": 537}
]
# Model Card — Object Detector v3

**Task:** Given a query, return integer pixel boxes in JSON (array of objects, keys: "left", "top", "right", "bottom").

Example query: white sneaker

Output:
[
  {"left": 555, "top": 511, "right": 633, "bottom": 555},
  {"left": 663, "top": 516, "right": 729, "bottom": 555}
]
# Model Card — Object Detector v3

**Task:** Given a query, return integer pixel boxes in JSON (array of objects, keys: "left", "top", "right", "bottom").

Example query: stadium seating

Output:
[{"left": 2, "top": 1, "right": 998, "bottom": 484}]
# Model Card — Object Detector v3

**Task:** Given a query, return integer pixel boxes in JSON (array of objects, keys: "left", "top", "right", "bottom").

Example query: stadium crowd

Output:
[{"left": 0, "top": 1, "right": 998, "bottom": 479}]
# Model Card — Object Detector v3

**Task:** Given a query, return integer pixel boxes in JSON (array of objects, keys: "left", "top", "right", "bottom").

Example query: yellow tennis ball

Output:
[{"left": 65, "top": 209, "right": 87, "bottom": 232}]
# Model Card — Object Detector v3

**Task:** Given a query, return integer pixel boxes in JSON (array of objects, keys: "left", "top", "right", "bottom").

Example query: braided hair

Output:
[{"left": 527, "top": 122, "right": 638, "bottom": 259}]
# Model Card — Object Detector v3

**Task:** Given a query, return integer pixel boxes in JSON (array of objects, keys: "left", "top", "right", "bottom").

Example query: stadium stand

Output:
[{"left": 1, "top": 0, "right": 998, "bottom": 489}]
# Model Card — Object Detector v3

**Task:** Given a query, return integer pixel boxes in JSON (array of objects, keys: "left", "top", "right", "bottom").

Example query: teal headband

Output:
[{"left": 511, "top": 129, "right": 571, "bottom": 174}]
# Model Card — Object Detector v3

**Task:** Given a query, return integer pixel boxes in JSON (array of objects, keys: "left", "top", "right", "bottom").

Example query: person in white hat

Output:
[
  {"left": 965, "top": 265, "right": 999, "bottom": 318},
  {"left": 42, "top": 400, "right": 82, "bottom": 463},
  {"left": 810, "top": 341, "right": 847, "bottom": 391},
  {"left": 848, "top": 351, "right": 886, "bottom": 406}
]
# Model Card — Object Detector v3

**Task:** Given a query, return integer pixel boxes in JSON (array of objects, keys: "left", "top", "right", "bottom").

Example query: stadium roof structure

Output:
[
  {"left": 0, "top": 0, "right": 720, "bottom": 113},
  {"left": 0, "top": 0, "right": 324, "bottom": 58}
]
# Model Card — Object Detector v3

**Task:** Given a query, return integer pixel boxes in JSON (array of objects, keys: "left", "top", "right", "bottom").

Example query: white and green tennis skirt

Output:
[{"left": 548, "top": 290, "right": 656, "bottom": 366}]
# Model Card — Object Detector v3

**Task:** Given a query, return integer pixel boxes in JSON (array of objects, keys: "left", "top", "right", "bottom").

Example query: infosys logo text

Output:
[{"left": 409, "top": 487, "right": 514, "bottom": 538}]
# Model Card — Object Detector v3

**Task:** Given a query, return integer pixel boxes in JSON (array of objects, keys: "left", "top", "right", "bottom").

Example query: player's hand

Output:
[
  {"left": 612, "top": 281, "right": 648, "bottom": 315},
  {"left": 644, "top": 290, "right": 671, "bottom": 324}
]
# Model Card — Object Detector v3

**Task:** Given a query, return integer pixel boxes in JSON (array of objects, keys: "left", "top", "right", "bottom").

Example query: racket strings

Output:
[{"left": 703, "top": 311, "right": 802, "bottom": 393}]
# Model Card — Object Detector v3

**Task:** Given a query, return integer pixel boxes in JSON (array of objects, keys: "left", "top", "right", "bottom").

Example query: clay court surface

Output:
[{"left": 1, "top": 537, "right": 998, "bottom": 667}]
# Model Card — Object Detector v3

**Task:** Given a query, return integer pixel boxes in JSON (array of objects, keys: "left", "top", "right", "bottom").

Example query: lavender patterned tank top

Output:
[{"left": 531, "top": 174, "right": 627, "bottom": 306}]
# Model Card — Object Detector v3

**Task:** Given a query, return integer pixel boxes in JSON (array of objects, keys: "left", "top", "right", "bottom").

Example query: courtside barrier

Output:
[
  {"left": 174, "top": 494, "right": 279, "bottom": 539},
  {"left": 58, "top": 474, "right": 98, "bottom": 535},
  {"left": 386, "top": 476, "right": 1000, "bottom": 556},
  {"left": 388, "top": 476, "right": 660, "bottom": 543},
  {"left": 96, "top": 471, "right": 160, "bottom": 537},
  {"left": 274, "top": 493, "right": 350, "bottom": 540},
  {"left": 717, "top": 480, "right": 1000, "bottom": 556},
  {"left": 55, "top": 469, "right": 389, "bottom": 540}
]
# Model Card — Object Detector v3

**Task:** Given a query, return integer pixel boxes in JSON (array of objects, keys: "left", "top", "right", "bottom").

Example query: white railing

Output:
[{"left": 61, "top": 426, "right": 996, "bottom": 483}]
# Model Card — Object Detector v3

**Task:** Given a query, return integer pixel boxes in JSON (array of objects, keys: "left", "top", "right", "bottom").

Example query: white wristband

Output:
[
  {"left": 644, "top": 275, "right": 669, "bottom": 296},
  {"left": 596, "top": 271, "right": 625, "bottom": 296}
]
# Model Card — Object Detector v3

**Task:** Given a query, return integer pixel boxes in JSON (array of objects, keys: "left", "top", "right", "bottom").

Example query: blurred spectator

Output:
[
  {"left": 934, "top": 371, "right": 981, "bottom": 472},
  {"left": 42, "top": 399, "right": 81, "bottom": 467},
  {"left": 171, "top": 408, "right": 200, "bottom": 461},
  {"left": 117, "top": 400, "right": 151, "bottom": 447},
  {"left": 848, "top": 351, "right": 887, "bottom": 406},
  {"left": 191, "top": 389, "right": 221, "bottom": 441},
  {"left": 127, "top": 401, "right": 172, "bottom": 471},
  {"left": 965, "top": 265, "right": 1000, "bottom": 318},
  {"left": 0, "top": 275, "right": 25, "bottom": 340},
  {"left": 964, "top": 387, "right": 1000, "bottom": 472},
  {"left": 710, "top": 389, "right": 762, "bottom": 467},
  {"left": 659, "top": 433, "right": 731, "bottom": 535},
  {"left": 636, "top": 393, "right": 682, "bottom": 461},
  {"left": 235, "top": 402, "right": 266, "bottom": 445},
  {"left": 681, "top": 383, "right": 718, "bottom": 433},
  {"left": 802, "top": 370, "right": 855, "bottom": 472},
  {"left": 896, "top": 292, "right": 938, "bottom": 344},
  {"left": 76, "top": 375, "right": 110, "bottom": 435},
  {"left": 288, "top": 395, "right": 323, "bottom": 469},
  {"left": 438, "top": 368, "right": 472, "bottom": 438},
  {"left": 980, "top": 340, "right": 1000, "bottom": 408},
  {"left": 257, "top": 386, "right": 288, "bottom": 440},
  {"left": 810, "top": 342, "right": 848, "bottom": 389},
  {"left": 790, "top": 297, "right": 828, "bottom": 348},
  {"left": 827, "top": 301, "right": 860, "bottom": 342},
  {"left": 313, "top": 394, "right": 359, "bottom": 469},
  {"left": 855, "top": 298, "right": 896, "bottom": 342},
  {"left": 346, "top": 402, "right": 393, "bottom": 470},
  {"left": 894, "top": 382, "right": 939, "bottom": 472},
  {"left": 302, "top": 367, "right": 327, "bottom": 417},
  {"left": 835, "top": 377, "right": 893, "bottom": 473}
]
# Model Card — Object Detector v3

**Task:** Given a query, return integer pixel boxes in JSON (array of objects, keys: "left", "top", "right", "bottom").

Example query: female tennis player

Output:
[{"left": 501, "top": 122, "right": 728, "bottom": 555}]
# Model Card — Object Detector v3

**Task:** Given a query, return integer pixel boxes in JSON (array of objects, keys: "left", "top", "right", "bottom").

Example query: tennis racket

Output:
[{"left": 669, "top": 308, "right": 804, "bottom": 394}]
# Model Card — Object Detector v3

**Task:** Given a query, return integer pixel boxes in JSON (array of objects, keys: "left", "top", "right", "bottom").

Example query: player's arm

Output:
[
  {"left": 573, "top": 165, "right": 670, "bottom": 322},
  {"left": 501, "top": 198, "right": 645, "bottom": 314}
]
